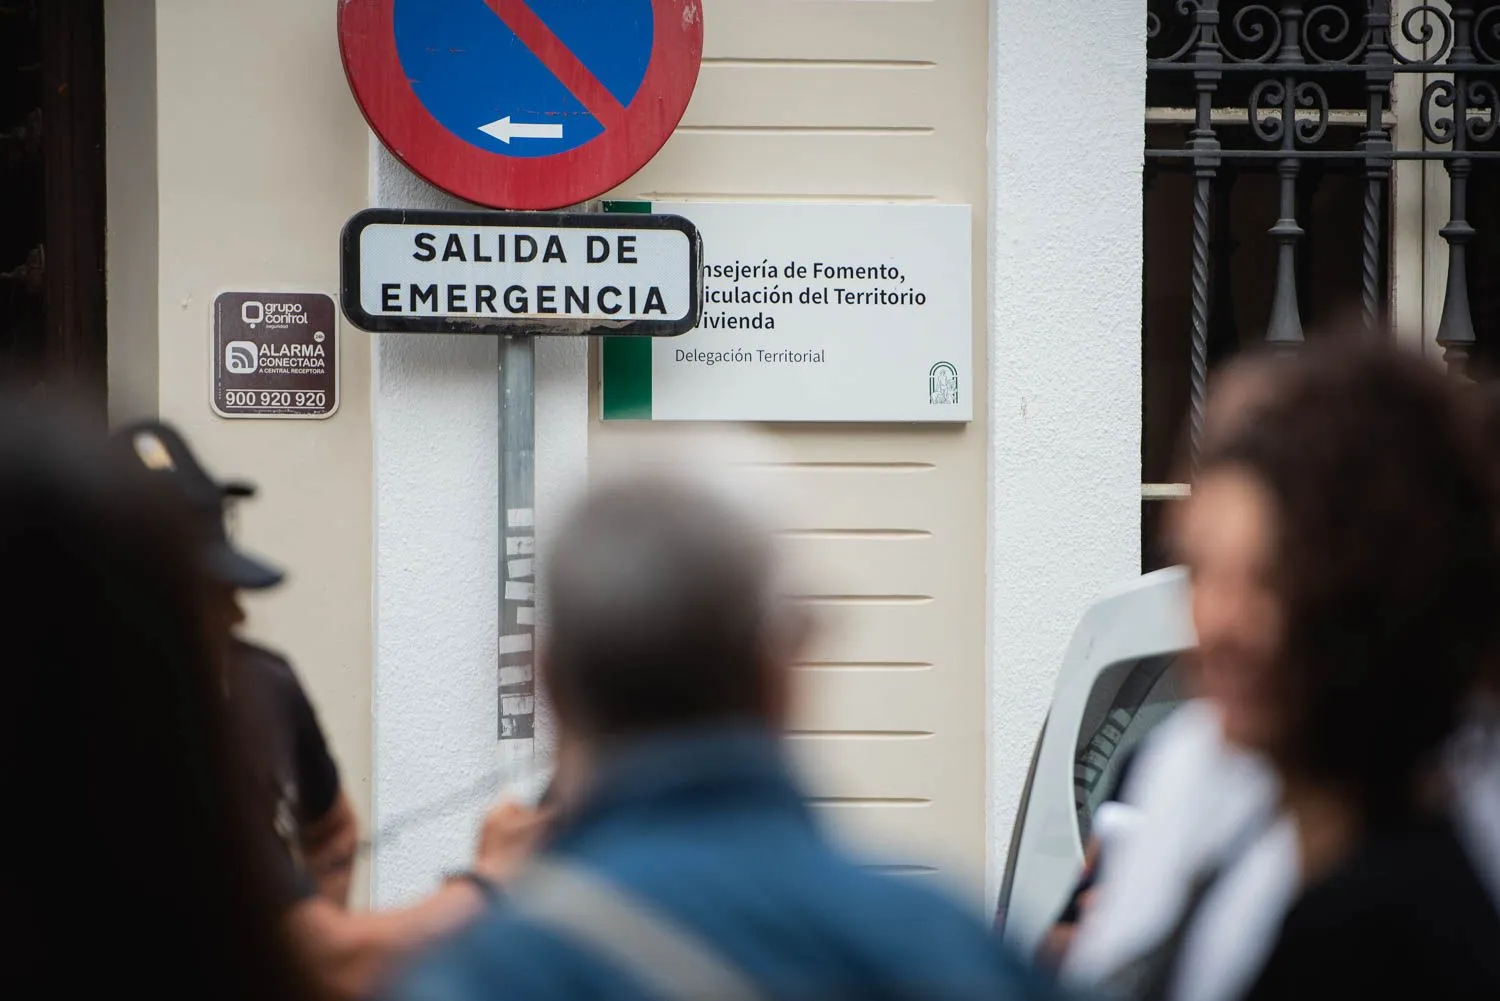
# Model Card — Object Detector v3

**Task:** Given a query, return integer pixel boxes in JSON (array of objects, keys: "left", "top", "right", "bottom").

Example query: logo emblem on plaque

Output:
[
  {"left": 225, "top": 341, "right": 259, "bottom": 374},
  {"left": 929, "top": 362, "right": 959, "bottom": 405}
]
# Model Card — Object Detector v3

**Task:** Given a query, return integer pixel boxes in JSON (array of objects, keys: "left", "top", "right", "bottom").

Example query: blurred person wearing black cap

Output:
[
  {"left": 115, "top": 421, "right": 552, "bottom": 999},
  {"left": 118, "top": 420, "right": 358, "bottom": 905},
  {"left": 3, "top": 403, "right": 322, "bottom": 1001}
]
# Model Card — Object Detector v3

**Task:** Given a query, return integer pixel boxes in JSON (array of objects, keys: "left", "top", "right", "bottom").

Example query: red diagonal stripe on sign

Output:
[{"left": 483, "top": 0, "right": 630, "bottom": 134}]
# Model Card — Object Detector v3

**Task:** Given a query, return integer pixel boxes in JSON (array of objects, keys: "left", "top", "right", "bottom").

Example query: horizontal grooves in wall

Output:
[
  {"left": 795, "top": 661, "right": 934, "bottom": 670},
  {"left": 702, "top": 57, "right": 936, "bottom": 70},
  {"left": 630, "top": 192, "right": 939, "bottom": 203},
  {"left": 786, "top": 729, "right": 935, "bottom": 739},
  {"left": 600, "top": 0, "right": 988, "bottom": 881}
]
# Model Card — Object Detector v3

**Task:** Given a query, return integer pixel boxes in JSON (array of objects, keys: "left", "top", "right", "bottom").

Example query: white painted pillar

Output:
[{"left": 986, "top": 1, "right": 1146, "bottom": 895}]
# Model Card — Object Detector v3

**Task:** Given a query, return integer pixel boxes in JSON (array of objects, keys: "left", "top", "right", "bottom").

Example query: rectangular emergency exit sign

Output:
[{"left": 340, "top": 209, "right": 702, "bottom": 337}]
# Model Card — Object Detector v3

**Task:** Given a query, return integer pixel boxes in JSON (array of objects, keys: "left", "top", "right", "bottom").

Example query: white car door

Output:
[{"left": 994, "top": 568, "right": 1195, "bottom": 957}]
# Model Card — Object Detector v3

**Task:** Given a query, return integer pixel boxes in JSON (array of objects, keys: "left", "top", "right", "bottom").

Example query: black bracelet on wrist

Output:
[{"left": 445, "top": 869, "right": 502, "bottom": 904}]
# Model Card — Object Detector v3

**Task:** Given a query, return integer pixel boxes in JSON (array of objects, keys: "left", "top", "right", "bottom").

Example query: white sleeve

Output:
[{"left": 1062, "top": 700, "right": 1276, "bottom": 989}]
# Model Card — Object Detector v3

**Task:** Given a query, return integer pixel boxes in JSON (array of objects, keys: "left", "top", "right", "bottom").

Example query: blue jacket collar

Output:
[{"left": 552, "top": 725, "right": 812, "bottom": 844}]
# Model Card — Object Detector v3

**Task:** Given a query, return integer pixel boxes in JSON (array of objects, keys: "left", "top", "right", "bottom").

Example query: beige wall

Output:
[
  {"left": 593, "top": 0, "right": 993, "bottom": 897},
  {"left": 109, "top": 0, "right": 375, "bottom": 896},
  {"left": 104, "top": 0, "right": 158, "bottom": 423},
  {"left": 103, "top": 0, "right": 1146, "bottom": 913}
]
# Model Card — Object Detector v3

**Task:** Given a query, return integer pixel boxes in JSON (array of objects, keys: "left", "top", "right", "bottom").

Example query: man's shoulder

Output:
[
  {"left": 389, "top": 905, "right": 648, "bottom": 1001},
  {"left": 401, "top": 847, "right": 1037, "bottom": 1001}
]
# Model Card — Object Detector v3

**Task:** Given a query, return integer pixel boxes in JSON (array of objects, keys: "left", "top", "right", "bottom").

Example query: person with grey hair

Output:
[{"left": 386, "top": 464, "right": 1056, "bottom": 1001}]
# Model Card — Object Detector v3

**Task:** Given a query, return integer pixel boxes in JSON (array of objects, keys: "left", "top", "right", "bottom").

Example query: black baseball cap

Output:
[{"left": 113, "top": 421, "right": 285, "bottom": 590}]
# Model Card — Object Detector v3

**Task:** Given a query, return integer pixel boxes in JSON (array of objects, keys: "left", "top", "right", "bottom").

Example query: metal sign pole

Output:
[
  {"left": 339, "top": 204, "right": 700, "bottom": 796},
  {"left": 339, "top": 0, "right": 703, "bottom": 814},
  {"left": 497, "top": 332, "right": 536, "bottom": 769}
]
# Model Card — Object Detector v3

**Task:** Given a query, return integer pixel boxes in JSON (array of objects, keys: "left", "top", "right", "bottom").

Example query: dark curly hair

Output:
[{"left": 1200, "top": 340, "right": 1500, "bottom": 821}]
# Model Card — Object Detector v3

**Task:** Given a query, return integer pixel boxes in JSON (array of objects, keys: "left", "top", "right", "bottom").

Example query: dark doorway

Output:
[{"left": 0, "top": 0, "right": 106, "bottom": 415}]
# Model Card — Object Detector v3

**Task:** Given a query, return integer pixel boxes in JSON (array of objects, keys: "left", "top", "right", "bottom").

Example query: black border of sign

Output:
[{"left": 339, "top": 208, "right": 702, "bottom": 336}]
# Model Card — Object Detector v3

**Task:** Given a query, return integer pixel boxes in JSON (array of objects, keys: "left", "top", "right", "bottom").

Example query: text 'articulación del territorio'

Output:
[{"left": 699, "top": 258, "right": 928, "bottom": 331}]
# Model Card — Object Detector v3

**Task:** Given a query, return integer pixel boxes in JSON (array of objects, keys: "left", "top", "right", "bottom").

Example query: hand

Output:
[
  {"left": 1037, "top": 922, "right": 1078, "bottom": 972},
  {"left": 473, "top": 800, "right": 552, "bottom": 885},
  {"left": 1081, "top": 835, "right": 1101, "bottom": 876},
  {"left": 301, "top": 794, "right": 362, "bottom": 908}
]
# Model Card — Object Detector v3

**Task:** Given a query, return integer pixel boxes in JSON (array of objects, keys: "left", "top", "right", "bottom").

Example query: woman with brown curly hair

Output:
[
  {"left": 1063, "top": 353, "right": 1297, "bottom": 1001},
  {"left": 1174, "top": 341, "right": 1500, "bottom": 999}
]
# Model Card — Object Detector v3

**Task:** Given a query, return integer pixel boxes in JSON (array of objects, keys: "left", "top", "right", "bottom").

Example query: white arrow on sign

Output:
[{"left": 478, "top": 116, "right": 565, "bottom": 144}]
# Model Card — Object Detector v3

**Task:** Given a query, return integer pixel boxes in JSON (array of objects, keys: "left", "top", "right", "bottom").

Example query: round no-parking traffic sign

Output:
[{"left": 339, "top": 0, "right": 703, "bottom": 211}]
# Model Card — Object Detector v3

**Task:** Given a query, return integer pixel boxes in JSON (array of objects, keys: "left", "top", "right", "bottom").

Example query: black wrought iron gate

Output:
[{"left": 1147, "top": 1, "right": 1500, "bottom": 449}]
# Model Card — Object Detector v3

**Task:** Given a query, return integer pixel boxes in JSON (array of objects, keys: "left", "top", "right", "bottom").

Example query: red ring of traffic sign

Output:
[{"left": 338, "top": 0, "right": 704, "bottom": 211}]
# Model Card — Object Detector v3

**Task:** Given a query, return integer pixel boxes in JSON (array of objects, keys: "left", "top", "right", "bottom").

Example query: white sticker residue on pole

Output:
[
  {"left": 506, "top": 581, "right": 535, "bottom": 602},
  {"left": 517, "top": 606, "right": 536, "bottom": 626},
  {"left": 506, "top": 536, "right": 536, "bottom": 556},
  {"left": 502, "top": 695, "right": 536, "bottom": 716},
  {"left": 499, "top": 633, "right": 534, "bottom": 655},
  {"left": 499, "top": 664, "right": 533, "bottom": 687},
  {"left": 507, "top": 508, "right": 535, "bottom": 528},
  {"left": 507, "top": 558, "right": 534, "bottom": 579}
]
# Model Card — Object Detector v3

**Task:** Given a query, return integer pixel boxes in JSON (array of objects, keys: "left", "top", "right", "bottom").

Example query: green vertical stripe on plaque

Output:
[
  {"left": 601, "top": 337, "right": 653, "bottom": 420},
  {"left": 600, "top": 200, "right": 654, "bottom": 420}
]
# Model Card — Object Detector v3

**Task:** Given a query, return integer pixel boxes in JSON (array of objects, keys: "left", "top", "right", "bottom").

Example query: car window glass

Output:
[{"left": 1073, "top": 654, "right": 1186, "bottom": 840}]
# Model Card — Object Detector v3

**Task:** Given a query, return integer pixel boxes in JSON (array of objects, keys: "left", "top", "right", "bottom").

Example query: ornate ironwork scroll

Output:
[{"left": 1149, "top": 0, "right": 1500, "bottom": 441}]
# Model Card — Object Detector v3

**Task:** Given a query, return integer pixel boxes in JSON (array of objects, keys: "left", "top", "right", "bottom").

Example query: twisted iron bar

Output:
[
  {"left": 1190, "top": 176, "right": 1212, "bottom": 457},
  {"left": 1360, "top": 2, "right": 1393, "bottom": 336},
  {"left": 1184, "top": 0, "right": 1221, "bottom": 459},
  {"left": 1361, "top": 177, "right": 1383, "bottom": 333}
]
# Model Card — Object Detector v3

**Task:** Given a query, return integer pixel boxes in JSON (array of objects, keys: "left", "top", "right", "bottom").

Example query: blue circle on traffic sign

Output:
[{"left": 394, "top": 0, "right": 654, "bottom": 160}]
